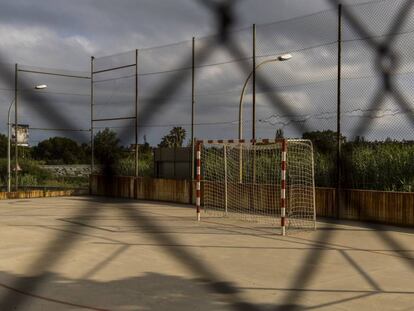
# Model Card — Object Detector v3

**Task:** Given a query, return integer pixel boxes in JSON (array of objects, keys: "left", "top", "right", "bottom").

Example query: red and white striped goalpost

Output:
[
  {"left": 196, "top": 141, "right": 201, "bottom": 221},
  {"left": 195, "top": 138, "right": 288, "bottom": 235},
  {"left": 280, "top": 139, "right": 287, "bottom": 236}
]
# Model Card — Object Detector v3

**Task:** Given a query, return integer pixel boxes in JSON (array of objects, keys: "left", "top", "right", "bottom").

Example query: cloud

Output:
[{"left": 0, "top": 0, "right": 412, "bottom": 145}]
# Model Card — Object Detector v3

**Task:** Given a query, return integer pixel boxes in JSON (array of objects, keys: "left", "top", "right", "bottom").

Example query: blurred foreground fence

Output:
[
  {"left": 0, "top": 0, "right": 413, "bottom": 196},
  {"left": 90, "top": 175, "right": 414, "bottom": 227}
]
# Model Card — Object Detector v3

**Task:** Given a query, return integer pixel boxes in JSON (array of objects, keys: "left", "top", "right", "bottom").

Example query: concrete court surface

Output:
[{"left": 0, "top": 196, "right": 412, "bottom": 311}]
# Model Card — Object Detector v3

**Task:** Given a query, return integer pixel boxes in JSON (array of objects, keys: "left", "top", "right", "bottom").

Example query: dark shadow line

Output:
[
  {"left": 90, "top": 241, "right": 414, "bottom": 254},
  {"left": 305, "top": 292, "right": 377, "bottom": 310},
  {"left": 114, "top": 39, "right": 215, "bottom": 145},
  {"left": 339, "top": 250, "right": 382, "bottom": 291},
  {"left": 13, "top": 224, "right": 272, "bottom": 236},
  {"left": 91, "top": 241, "right": 330, "bottom": 251},
  {"left": 0, "top": 201, "right": 103, "bottom": 309},
  {"left": 383, "top": 0, "right": 414, "bottom": 46},
  {"left": 136, "top": 207, "right": 414, "bottom": 262},
  {"left": 39, "top": 225, "right": 124, "bottom": 244},
  {"left": 271, "top": 227, "right": 336, "bottom": 311},
  {"left": 81, "top": 245, "right": 130, "bottom": 279},
  {"left": 224, "top": 40, "right": 312, "bottom": 135},
  {"left": 390, "top": 87, "right": 414, "bottom": 126},
  {"left": 350, "top": 89, "right": 386, "bottom": 139},
  {"left": 237, "top": 287, "right": 414, "bottom": 294},
  {"left": 57, "top": 218, "right": 118, "bottom": 232},
  {"left": 328, "top": 0, "right": 380, "bottom": 48},
  {"left": 342, "top": 181, "right": 414, "bottom": 270},
  {"left": 120, "top": 203, "right": 263, "bottom": 311}
]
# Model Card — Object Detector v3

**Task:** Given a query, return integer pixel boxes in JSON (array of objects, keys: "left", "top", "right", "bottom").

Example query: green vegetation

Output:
[
  {"left": 32, "top": 137, "right": 89, "bottom": 164},
  {"left": 158, "top": 127, "right": 186, "bottom": 148},
  {"left": 1, "top": 128, "right": 413, "bottom": 192},
  {"left": 341, "top": 141, "right": 414, "bottom": 191},
  {"left": 305, "top": 131, "right": 414, "bottom": 192},
  {"left": 0, "top": 158, "right": 88, "bottom": 188}
]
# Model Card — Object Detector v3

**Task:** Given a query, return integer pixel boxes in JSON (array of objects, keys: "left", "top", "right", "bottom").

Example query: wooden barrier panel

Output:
[
  {"left": 89, "top": 175, "right": 414, "bottom": 227},
  {"left": 0, "top": 189, "right": 88, "bottom": 200}
]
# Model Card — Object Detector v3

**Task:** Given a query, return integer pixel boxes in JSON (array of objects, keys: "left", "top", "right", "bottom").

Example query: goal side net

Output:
[{"left": 195, "top": 139, "right": 316, "bottom": 235}]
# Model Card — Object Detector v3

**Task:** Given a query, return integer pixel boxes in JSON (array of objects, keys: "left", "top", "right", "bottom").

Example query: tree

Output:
[
  {"left": 302, "top": 130, "right": 346, "bottom": 154},
  {"left": 32, "top": 137, "right": 86, "bottom": 164},
  {"left": 275, "top": 128, "right": 284, "bottom": 139},
  {"left": 94, "top": 128, "right": 122, "bottom": 174},
  {"left": 0, "top": 133, "right": 7, "bottom": 158},
  {"left": 158, "top": 127, "right": 186, "bottom": 148}
]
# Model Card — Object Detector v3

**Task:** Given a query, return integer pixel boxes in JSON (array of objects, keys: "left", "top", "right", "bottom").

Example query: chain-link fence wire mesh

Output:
[
  {"left": 92, "top": 50, "right": 137, "bottom": 177},
  {"left": 194, "top": 28, "right": 252, "bottom": 140},
  {"left": 0, "top": 62, "right": 15, "bottom": 189},
  {"left": 138, "top": 41, "right": 193, "bottom": 177},
  {"left": 340, "top": 0, "right": 414, "bottom": 191},
  {"left": 1, "top": 0, "right": 413, "bottom": 192},
  {"left": 0, "top": 1, "right": 413, "bottom": 310}
]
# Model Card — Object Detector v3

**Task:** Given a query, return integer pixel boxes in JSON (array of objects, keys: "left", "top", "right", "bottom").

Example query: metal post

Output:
[
  {"left": 336, "top": 4, "right": 342, "bottom": 219},
  {"left": 191, "top": 37, "right": 195, "bottom": 181},
  {"left": 90, "top": 56, "right": 95, "bottom": 175},
  {"left": 252, "top": 24, "right": 257, "bottom": 184},
  {"left": 14, "top": 63, "right": 18, "bottom": 191},
  {"left": 224, "top": 144, "right": 228, "bottom": 215},
  {"left": 135, "top": 49, "right": 139, "bottom": 177},
  {"left": 252, "top": 24, "right": 256, "bottom": 140},
  {"left": 7, "top": 99, "right": 14, "bottom": 193}
]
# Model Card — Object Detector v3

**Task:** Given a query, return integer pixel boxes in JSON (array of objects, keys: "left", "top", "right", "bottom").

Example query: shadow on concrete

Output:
[{"left": 0, "top": 270, "right": 257, "bottom": 311}]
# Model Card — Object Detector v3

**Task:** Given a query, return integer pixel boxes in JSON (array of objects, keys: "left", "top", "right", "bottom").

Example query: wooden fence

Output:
[
  {"left": 0, "top": 188, "right": 88, "bottom": 200},
  {"left": 90, "top": 175, "right": 414, "bottom": 227}
]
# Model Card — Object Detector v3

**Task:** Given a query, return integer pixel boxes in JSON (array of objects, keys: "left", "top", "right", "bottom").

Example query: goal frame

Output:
[{"left": 195, "top": 138, "right": 316, "bottom": 236}]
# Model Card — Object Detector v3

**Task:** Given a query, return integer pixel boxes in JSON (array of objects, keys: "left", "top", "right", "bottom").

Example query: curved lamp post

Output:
[
  {"left": 238, "top": 54, "right": 292, "bottom": 139},
  {"left": 7, "top": 84, "right": 47, "bottom": 192}
]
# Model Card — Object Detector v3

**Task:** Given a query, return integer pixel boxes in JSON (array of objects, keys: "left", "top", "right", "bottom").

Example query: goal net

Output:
[{"left": 195, "top": 139, "right": 316, "bottom": 235}]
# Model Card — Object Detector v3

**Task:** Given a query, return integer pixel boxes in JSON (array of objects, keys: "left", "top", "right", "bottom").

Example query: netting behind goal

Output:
[{"left": 196, "top": 139, "right": 315, "bottom": 234}]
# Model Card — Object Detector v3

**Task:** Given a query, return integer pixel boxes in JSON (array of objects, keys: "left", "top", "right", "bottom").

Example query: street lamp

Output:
[
  {"left": 238, "top": 54, "right": 292, "bottom": 139},
  {"left": 237, "top": 54, "right": 292, "bottom": 183},
  {"left": 7, "top": 84, "right": 47, "bottom": 192}
]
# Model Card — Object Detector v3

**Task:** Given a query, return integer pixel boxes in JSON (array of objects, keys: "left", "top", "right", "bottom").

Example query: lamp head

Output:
[
  {"left": 278, "top": 54, "right": 292, "bottom": 61},
  {"left": 34, "top": 84, "right": 47, "bottom": 89}
]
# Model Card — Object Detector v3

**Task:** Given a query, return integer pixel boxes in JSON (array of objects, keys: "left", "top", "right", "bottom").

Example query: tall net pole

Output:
[
  {"left": 135, "top": 49, "right": 139, "bottom": 177},
  {"left": 14, "top": 63, "right": 18, "bottom": 191},
  {"left": 90, "top": 56, "right": 95, "bottom": 177}
]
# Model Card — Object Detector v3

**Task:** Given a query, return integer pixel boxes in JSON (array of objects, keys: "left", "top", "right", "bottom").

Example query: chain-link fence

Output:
[{"left": 1, "top": 0, "right": 413, "bottom": 193}]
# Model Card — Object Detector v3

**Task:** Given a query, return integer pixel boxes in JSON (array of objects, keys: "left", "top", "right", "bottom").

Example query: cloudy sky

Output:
[{"left": 0, "top": 0, "right": 412, "bottom": 146}]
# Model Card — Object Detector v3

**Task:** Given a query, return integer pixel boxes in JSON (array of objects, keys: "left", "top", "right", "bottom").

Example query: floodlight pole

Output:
[
  {"left": 14, "top": 63, "right": 18, "bottom": 191},
  {"left": 90, "top": 56, "right": 95, "bottom": 176},
  {"left": 7, "top": 99, "right": 15, "bottom": 193},
  {"left": 191, "top": 37, "right": 196, "bottom": 181},
  {"left": 336, "top": 4, "right": 342, "bottom": 219},
  {"left": 135, "top": 49, "right": 139, "bottom": 177}
]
